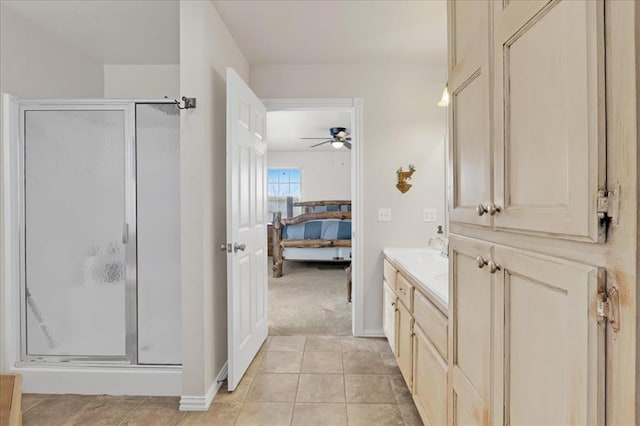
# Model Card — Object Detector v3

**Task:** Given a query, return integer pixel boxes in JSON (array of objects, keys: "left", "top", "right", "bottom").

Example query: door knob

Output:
[
  {"left": 476, "top": 256, "right": 488, "bottom": 269},
  {"left": 233, "top": 242, "right": 246, "bottom": 253},
  {"left": 488, "top": 204, "right": 502, "bottom": 215},
  {"left": 476, "top": 204, "right": 488, "bottom": 216},
  {"left": 488, "top": 261, "right": 501, "bottom": 274}
]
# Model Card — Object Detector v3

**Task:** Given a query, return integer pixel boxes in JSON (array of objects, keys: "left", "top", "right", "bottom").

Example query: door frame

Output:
[{"left": 262, "top": 98, "right": 365, "bottom": 336}]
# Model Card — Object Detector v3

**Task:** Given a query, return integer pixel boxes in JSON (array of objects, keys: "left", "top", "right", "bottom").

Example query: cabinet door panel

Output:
[
  {"left": 494, "top": 246, "right": 605, "bottom": 425},
  {"left": 413, "top": 326, "right": 447, "bottom": 426},
  {"left": 448, "top": 236, "right": 494, "bottom": 424},
  {"left": 396, "top": 301, "right": 413, "bottom": 389},
  {"left": 448, "top": 0, "right": 493, "bottom": 228},
  {"left": 448, "top": 0, "right": 489, "bottom": 68},
  {"left": 383, "top": 280, "right": 397, "bottom": 355},
  {"left": 494, "top": 0, "right": 605, "bottom": 241}
]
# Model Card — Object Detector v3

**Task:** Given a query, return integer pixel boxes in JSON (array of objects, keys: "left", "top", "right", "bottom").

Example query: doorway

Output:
[{"left": 263, "top": 98, "right": 364, "bottom": 337}]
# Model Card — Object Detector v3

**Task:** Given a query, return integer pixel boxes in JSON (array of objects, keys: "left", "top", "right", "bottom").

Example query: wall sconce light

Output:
[
  {"left": 437, "top": 85, "right": 449, "bottom": 107},
  {"left": 396, "top": 165, "right": 416, "bottom": 193}
]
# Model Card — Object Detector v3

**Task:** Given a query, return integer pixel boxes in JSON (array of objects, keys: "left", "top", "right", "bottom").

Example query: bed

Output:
[{"left": 271, "top": 200, "right": 352, "bottom": 278}]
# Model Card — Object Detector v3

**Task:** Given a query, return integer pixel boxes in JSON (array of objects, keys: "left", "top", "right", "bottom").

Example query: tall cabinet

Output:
[{"left": 446, "top": 0, "right": 637, "bottom": 424}]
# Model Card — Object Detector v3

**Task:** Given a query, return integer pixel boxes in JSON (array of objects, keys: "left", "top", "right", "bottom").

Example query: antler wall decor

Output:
[{"left": 396, "top": 165, "right": 416, "bottom": 193}]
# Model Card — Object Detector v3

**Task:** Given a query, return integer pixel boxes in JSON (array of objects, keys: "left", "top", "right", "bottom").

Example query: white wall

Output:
[
  {"left": 104, "top": 65, "right": 180, "bottom": 99},
  {"left": 267, "top": 150, "right": 351, "bottom": 201},
  {"left": 179, "top": 0, "right": 250, "bottom": 404},
  {"left": 251, "top": 63, "right": 447, "bottom": 333},
  {"left": 0, "top": 4, "right": 105, "bottom": 372}
]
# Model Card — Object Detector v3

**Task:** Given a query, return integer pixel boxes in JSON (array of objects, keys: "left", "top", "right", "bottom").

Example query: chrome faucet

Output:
[{"left": 428, "top": 237, "right": 449, "bottom": 258}]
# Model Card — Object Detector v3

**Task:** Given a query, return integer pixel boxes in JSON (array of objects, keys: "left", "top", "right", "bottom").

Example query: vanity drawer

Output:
[
  {"left": 414, "top": 289, "right": 448, "bottom": 359},
  {"left": 396, "top": 273, "right": 413, "bottom": 310},
  {"left": 383, "top": 259, "right": 398, "bottom": 291}
]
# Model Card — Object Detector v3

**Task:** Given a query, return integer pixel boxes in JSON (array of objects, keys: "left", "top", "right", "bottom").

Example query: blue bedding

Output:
[{"left": 282, "top": 219, "right": 352, "bottom": 241}]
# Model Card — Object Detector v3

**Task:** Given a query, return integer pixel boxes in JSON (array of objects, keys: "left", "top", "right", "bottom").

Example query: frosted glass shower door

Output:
[{"left": 22, "top": 106, "right": 135, "bottom": 360}]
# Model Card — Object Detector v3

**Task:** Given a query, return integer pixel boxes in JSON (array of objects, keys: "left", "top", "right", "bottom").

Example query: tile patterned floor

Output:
[{"left": 22, "top": 336, "right": 423, "bottom": 425}]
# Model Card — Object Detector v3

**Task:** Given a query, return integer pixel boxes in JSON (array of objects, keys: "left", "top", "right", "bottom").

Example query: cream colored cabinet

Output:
[
  {"left": 382, "top": 256, "right": 450, "bottom": 425},
  {"left": 382, "top": 280, "right": 397, "bottom": 355},
  {"left": 396, "top": 300, "right": 413, "bottom": 389},
  {"left": 447, "top": 0, "right": 493, "bottom": 228},
  {"left": 448, "top": 237, "right": 494, "bottom": 425},
  {"left": 449, "top": 0, "right": 607, "bottom": 242},
  {"left": 413, "top": 325, "right": 447, "bottom": 426},
  {"left": 492, "top": 0, "right": 606, "bottom": 242},
  {"left": 449, "top": 235, "right": 606, "bottom": 425},
  {"left": 493, "top": 245, "right": 605, "bottom": 425}
]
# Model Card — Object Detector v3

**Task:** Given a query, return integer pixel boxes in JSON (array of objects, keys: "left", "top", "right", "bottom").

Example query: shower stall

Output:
[{"left": 3, "top": 98, "right": 182, "bottom": 393}]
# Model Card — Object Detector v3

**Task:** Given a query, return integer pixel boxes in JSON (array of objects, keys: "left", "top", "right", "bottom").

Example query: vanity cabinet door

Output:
[
  {"left": 493, "top": 246, "right": 605, "bottom": 425},
  {"left": 448, "top": 0, "right": 493, "bottom": 227},
  {"left": 396, "top": 300, "right": 414, "bottom": 389},
  {"left": 492, "top": 0, "right": 606, "bottom": 242},
  {"left": 413, "top": 325, "right": 447, "bottom": 426},
  {"left": 383, "top": 280, "right": 397, "bottom": 355},
  {"left": 448, "top": 236, "right": 494, "bottom": 425}
]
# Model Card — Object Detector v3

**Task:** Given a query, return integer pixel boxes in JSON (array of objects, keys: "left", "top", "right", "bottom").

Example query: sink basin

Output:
[{"left": 383, "top": 247, "right": 449, "bottom": 308}]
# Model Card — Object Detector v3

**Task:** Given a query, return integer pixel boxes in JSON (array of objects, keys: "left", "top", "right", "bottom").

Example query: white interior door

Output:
[{"left": 226, "top": 68, "right": 268, "bottom": 391}]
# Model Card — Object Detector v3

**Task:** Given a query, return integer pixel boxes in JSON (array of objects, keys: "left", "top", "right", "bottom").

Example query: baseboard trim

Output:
[
  {"left": 363, "top": 329, "right": 385, "bottom": 337},
  {"left": 179, "top": 362, "right": 228, "bottom": 411}
]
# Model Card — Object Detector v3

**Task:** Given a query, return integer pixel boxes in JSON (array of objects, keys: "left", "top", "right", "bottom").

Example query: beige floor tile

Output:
[
  {"left": 342, "top": 351, "right": 385, "bottom": 374},
  {"left": 344, "top": 375, "right": 396, "bottom": 403},
  {"left": 246, "top": 373, "right": 299, "bottom": 402},
  {"left": 268, "top": 336, "right": 306, "bottom": 352},
  {"left": 389, "top": 374, "right": 413, "bottom": 404},
  {"left": 179, "top": 402, "right": 242, "bottom": 426},
  {"left": 301, "top": 351, "right": 343, "bottom": 373},
  {"left": 304, "top": 336, "right": 343, "bottom": 353},
  {"left": 259, "top": 350, "right": 303, "bottom": 373},
  {"left": 346, "top": 403, "right": 404, "bottom": 426},
  {"left": 291, "top": 403, "right": 348, "bottom": 426},
  {"left": 214, "top": 375, "right": 255, "bottom": 404},
  {"left": 23, "top": 396, "right": 141, "bottom": 426},
  {"left": 381, "top": 351, "right": 402, "bottom": 375},
  {"left": 235, "top": 402, "right": 294, "bottom": 426},
  {"left": 376, "top": 338, "right": 394, "bottom": 355},
  {"left": 121, "top": 399, "right": 185, "bottom": 426},
  {"left": 398, "top": 403, "right": 424, "bottom": 426},
  {"left": 246, "top": 350, "right": 266, "bottom": 375},
  {"left": 341, "top": 337, "right": 379, "bottom": 353},
  {"left": 296, "top": 374, "right": 345, "bottom": 403},
  {"left": 21, "top": 394, "right": 49, "bottom": 413}
]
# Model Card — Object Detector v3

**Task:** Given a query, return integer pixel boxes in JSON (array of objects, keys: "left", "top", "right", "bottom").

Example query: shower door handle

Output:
[{"left": 122, "top": 223, "right": 129, "bottom": 244}]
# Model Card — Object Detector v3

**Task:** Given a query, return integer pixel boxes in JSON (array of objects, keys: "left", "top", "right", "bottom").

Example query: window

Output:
[{"left": 268, "top": 168, "right": 301, "bottom": 220}]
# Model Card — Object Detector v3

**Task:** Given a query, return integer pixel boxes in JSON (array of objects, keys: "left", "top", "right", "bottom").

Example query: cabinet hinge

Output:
[
  {"left": 596, "top": 287, "right": 620, "bottom": 332},
  {"left": 597, "top": 184, "right": 620, "bottom": 225}
]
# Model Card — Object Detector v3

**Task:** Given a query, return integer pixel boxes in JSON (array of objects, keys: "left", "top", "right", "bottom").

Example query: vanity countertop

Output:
[{"left": 383, "top": 247, "right": 449, "bottom": 312}]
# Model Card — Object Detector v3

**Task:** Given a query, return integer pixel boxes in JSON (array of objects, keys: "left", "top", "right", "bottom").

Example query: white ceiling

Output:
[
  {"left": 213, "top": 0, "right": 447, "bottom": 65},
  {"left": 267, "top": 110, "right": 352, "bottom": 151},
  {"left": 1, "top": 0, "right": 179, "bottom": 64}
]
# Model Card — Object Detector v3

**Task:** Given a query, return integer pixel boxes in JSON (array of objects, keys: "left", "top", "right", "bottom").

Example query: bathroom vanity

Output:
[{"left": 382, "top": 247, "right": 448, "bottom": 426}]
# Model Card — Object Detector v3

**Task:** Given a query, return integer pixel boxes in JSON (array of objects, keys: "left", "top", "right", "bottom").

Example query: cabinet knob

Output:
[
  {"left": 488, "top": 261, "right": 501, "bottom": 274},
  {"left": 476, "top": 256, "right": 488, "bottom": 269},
  {"left": 476, "top": 204, "right": 489, "bottom": 216},
  {"left": 488, "top": 203, "right": 502, "bottom": 215}
]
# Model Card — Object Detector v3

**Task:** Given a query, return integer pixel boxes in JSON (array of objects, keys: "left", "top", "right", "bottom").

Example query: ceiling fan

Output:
[{"left": 301, "top": 127, "right": 352, "bottom": 150}]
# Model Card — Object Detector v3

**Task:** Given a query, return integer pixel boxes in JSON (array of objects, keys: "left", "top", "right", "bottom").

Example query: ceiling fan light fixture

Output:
[{"left": 331, "top": 140, "right": 344, "bottom": 149}]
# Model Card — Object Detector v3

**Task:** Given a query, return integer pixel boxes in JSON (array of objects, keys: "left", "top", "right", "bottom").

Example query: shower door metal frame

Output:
[{"left": 17, "top": 99, "right": 140, "bottom": 365}]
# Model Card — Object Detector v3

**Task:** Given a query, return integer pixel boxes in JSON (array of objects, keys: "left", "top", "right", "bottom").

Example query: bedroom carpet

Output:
[{"left": 269, "top": 260, "right": 352, "bottom": 336}]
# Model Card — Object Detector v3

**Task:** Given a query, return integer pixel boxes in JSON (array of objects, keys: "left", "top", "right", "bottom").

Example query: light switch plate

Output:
[
  {"left": 423, "top": 208, "right": 437, "bottom": 222},
  {"left": 378, "top": 208, "right": 392, "bottom": 222}
]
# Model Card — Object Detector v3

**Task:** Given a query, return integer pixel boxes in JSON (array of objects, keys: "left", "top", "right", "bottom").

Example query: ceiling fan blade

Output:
[
  {"left": 300, "top": 137, "right": 330, "bottom": 140},
  {"left": 310, "top": 140, "right": 333, "bottom": 147},
  {"left": 344, "top": 141, "right": 352, "bottom": 150}
]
